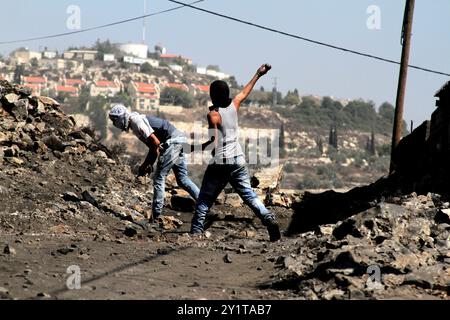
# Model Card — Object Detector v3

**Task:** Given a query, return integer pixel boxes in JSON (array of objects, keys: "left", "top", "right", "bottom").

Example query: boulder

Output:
[
  {"left": 170, "top": 194, "right": 195, "bottom": 212},
  {"left": 11, "top": 99, "right": 28, "bottom": 121},
  {"left": 252, "top": 165, "right": 284, "bottom": 192},
  {"left": 157, "top": 216, "right": 183, "bottom": 230},
  {"left": 3, "top": 244, "right": 16, "bottom": 255},
  {"left": 124, "top": 225, "right": 138, "bottom": 237},
  {"left": 62, "top": 192, "right": 80, "bottom": 202},
  {"left": 215, "top": 191, "right": 226, "bottom": 205},
  {"left": 6, "top": 157, "right": 24, "bottom": 165},
  {"left": 38, "top": 96, "right": 59, "bottom": 107},
  {"left": 225, "top": 193, "right": 243, "bottom": 207},
  {"left": 81, "top": 190, "right": 99, "bottom": 208},
  {"left": 4, "top": 93, "right": 19, "bottom": 104}
]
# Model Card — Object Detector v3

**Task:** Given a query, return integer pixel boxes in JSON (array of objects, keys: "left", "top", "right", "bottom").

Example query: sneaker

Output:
[
  {"left": 203, "top": 212, "right": 219, "bottom": 230},
  {"left": 266, "top": 219, "right": 281, "bottom": 242}
]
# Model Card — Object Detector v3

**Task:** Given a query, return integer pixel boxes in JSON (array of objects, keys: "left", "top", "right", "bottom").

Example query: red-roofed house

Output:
[
  {"left": 64, "top": 78, "right": 86, "bottom": 87},
  {"left": 128, "top": 81, "right": 160, "bottom": 111},
  {"left": 21, "top": 76, "right": 48, "bottom": 95},
  {"left": 163, "top": 82, "right": 189, "bottom": 92},
  {"left": 159, "top": 54, "right": 192, "bottom": 65},
  {"left": 90, "top": 79, "right": 121, "bottom": 97},
  {"left": 193, "top": 84, "right": 210, "bottom": 94},
  {"left": 159, "top": 54, "right": 178, "bottom": 59},
  {"left": 23, "top": 76, "right": 46, "bottom": 84},
  {"left": 56, "top": 85, "right": 79, "bottom": 97}
]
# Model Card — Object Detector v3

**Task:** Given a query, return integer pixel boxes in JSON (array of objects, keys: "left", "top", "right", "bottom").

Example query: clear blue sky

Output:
[{"left": 1, "top": 0, "right": 449, "bottom": 126}]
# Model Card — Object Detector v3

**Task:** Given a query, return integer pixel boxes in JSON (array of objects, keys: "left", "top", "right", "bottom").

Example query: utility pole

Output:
[{"left": 390, "top": 0, "right": 415, "bottom": 174}]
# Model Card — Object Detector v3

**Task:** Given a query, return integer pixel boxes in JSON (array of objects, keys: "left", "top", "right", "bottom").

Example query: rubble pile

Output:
[
  {"left": 278, "top": 80, "right": 450, "bottom": 299},
  {"left": 268, "top": 192, "right": 449, "bottom": 299},
  {"left": 0, "top": 79, "right": 156, "bottom": 235}
]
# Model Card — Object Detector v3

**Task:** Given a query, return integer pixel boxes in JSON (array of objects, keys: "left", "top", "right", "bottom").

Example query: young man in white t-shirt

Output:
[{"left": 191, "top": 64, "right": 281, "bottom": 242}]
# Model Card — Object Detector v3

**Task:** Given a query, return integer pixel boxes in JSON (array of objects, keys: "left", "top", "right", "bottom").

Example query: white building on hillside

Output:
[
  {"left": 63, "top": 50, "right": 97, "bottom": 61},
  {"left": 13, "top": 49, "right": 42, "bottom": 64},
  {"left": 118, "top": 43, "right": 148, "bottom": 59},
  {"left": 43, "top": 51, "right": 57, "bottom": 59}
]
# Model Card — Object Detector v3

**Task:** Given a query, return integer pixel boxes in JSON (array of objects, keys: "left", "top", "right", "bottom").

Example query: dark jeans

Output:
[
  {"left": 152, "top": 135, "right": 199, "bottom": 218},
  {"left": 191, "top": 155, "right": 275, "bottom": 234}
]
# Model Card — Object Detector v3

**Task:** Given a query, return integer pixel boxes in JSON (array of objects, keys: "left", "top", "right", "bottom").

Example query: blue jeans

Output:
[
  {"left": 191, "top": 155, "right": 275, "bottom": 234},
  {"left": 152, "top": 135, "right": 200, "bottom": 218}
]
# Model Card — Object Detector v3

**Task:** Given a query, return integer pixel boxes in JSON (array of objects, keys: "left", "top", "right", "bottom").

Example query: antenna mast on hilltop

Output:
[
  {"left": 142, "top": 0, "right": 147, "bottom": 44},
  {"left": 272, "top": 77, "right": 278, "bottom": 108}
]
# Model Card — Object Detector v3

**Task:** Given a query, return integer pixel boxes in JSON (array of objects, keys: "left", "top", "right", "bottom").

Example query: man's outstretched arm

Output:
[
  {"left": 233, "top": 63, "right": 272, "bottom": 111},
  {"left": 180, "top": 136, "right": 215, "bottom": 154}
]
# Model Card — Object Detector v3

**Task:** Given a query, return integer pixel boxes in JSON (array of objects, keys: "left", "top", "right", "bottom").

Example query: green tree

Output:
[
  {"left": 78, "top": 86, "right": 90, "bottom": 112},
  {"left": 343, "top": 100, "right": 377, "bottom": 130},
  {"left": 83, "top": 60, "right": 93, "bottom": 68},
  {"left": 207, "top": 65, "right": 220, "bottom": 72},
  {"left": 88, "top": 96, "right": 108, "bottom": 139},
  {"left": 140, "top": 62, "right": 153, "bottom": 74},
  {"left": 13, "top": 65, "right": 25, "bottom": 83},
  {"left": 160, "top": 87, "right": 194, "bottom": 108},
  {"left": 185, "top": 64, "right": 197, "bottom": 73},
  {"left": 329, "top": 125, "right": 338, "bottom": 149},
  {"left": 246, "top": 90, "right": 271, "bottom": 106},
  {"left": 227, "top": 76, "right": 239, "bottom": 88},
  {"left": 120, "top": 61, "right": 132, "bottom": 69},
  {"left": 279, "top": 122, "right": 286, "bottom": 158},
  {"left": 66, "top": 61, "right": 75, "bottom": 69},
  {"left": 366, "top": 130, "right": 376, "bottom": 156},
  {"left": 110, "top": 92, "right": 132, "bottom": 107},
  {"left": 378, "top": 102, "right": 395, "bottom": 123},
  {"left": 283, "top": 90, "right": 300, "bottom": 106},
  {"left": 30, "top": 57, "right": 39, "bottom": 68},
  {"left": 93, "top": 39, "right": 124, "bottom": 59},
  {"left": 316, "top": 136, "right": 324, "bottom": 155}
]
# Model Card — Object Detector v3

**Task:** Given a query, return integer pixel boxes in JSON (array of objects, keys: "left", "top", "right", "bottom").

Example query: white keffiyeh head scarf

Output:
[{"left": 108, "top": 104, "right": 130, "bottom": 131}]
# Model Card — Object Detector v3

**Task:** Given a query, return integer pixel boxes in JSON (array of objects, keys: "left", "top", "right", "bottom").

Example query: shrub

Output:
[
  {"left": 284, "top": 163, "right": 295, "bottom": 173},
  {"left": 316, "top": 165, "right": 337, "bottom": 179},
  {"left": 297, "top": 174, "right": 331, "bottom": 190}
]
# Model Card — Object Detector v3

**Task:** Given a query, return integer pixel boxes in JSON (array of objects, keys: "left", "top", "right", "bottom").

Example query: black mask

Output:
[{"left": 210, "top": 80, "right": 232, "bottom": 107}]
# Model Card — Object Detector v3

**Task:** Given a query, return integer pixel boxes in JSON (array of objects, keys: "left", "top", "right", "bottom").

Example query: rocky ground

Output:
[{"left": 0, "top": 80, "right": 448, "bottom": 300}]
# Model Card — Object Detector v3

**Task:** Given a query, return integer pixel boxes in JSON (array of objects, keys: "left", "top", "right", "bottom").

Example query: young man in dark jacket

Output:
[{"left": 109, "top": 104, "right": 211, "bottom": 221}]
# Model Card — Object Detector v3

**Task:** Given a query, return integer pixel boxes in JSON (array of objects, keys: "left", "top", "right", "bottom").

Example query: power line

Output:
[
  {"left": 168, "top": 0, "right": 450, "bottom": 77},
  {"left": 0, "top": 0, "right": 205, "bottom": 45}
]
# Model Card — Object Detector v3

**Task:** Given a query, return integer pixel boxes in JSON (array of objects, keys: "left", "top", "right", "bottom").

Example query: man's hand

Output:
[
  {"left": 256, "top": 64, "right": 272, "bottom": 77},
  {"left": 138, "top": 163, "right": 152, "bottom": 177},
  {"left": 201, "top": 135, "right": 215, "bottom": 151},
  {"left": 234, "top": 64, "right": 272, "bottom": 111}
]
